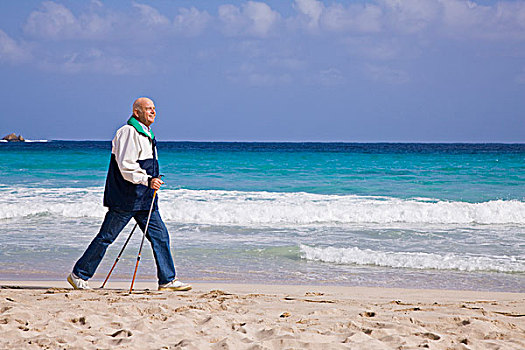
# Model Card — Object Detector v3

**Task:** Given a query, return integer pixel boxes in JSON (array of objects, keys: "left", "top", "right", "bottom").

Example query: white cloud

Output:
[
  {"left": 440, "top": 0, "right": 525, "bottom": 40},
  {"left": 219, "top": 2, "right": 280, "bottom": 37},
  {"left": 380, "top": 0, "right": 441, "bottom": 34},
  {"left": 174, "top": 7, "right": 211, "bottom": 37},
  {"left": 24, "top": 1, "right": 81, "bottom": 39},
  {"left": 219, "top": 4, "right": 246, "bottom": 36},
  {"left": 7, "top": 0, "right": 525, "bottom": 78},
  {"left": 23, "top": 1, "right": 214, "bottom": 42},
  {"left": 291, "top": 0, "right": 382, "bottom": 33},
  {"left": 321, "top": 3, "right": 382, "bottom": 33},
  {"left": 289, "top": 0, "right": 525, "bottom": 39},
  {"left": 293, "top": 0, "right": 324, "bottom": 30},
  {"left": 441, "top": 0, "right": 492, "bottom": 32},
  {"left": 79, "top": 10, "right": 122, "bottom": 39},
  {"left": 23, "top": 1, "right": 117, "bottom": 40},
  {"left": 133, "top": 3, "right": 170, "bottom": 28},
  {"left": 365, "top": 64, "right": 410, "bottom": 84},
  {"left": 21, "top": 1, "right": 525, "bottom": 42},
  {"left": 379, "top": 0, "right": 525, "bottom": 39},
  {"left": 0, "top": 30, "right": 31, "bottom": 63},
  {"left": 244, "top": 1, "right": 280, "bottom": 37}
]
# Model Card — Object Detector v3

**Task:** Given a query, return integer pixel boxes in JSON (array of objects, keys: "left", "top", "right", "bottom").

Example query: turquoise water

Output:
[
  {"left": 1, "top": 142, "right": 524, "bottom": 291},
  {"left": 3, "top": 142, "right": 524, "bottom": 201}
]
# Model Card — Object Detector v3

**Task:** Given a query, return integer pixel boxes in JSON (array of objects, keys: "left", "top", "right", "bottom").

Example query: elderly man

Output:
[{"left": 67, "top": 97, "right": 191, "bottom": 291}]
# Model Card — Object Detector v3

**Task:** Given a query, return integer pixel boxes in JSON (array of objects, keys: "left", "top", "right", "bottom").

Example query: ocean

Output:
[{"left": 0, "top": 141, "right": 524, "bottom": 292}]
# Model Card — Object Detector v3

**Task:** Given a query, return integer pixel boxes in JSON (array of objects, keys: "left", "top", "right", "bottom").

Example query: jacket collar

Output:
[{"left": 127, "top": 116, "right": 155, "bottom": 140}]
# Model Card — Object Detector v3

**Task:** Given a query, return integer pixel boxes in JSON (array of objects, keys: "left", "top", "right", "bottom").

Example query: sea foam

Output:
[
  {"left": 1, "top": 187, "right": 524, "bottom": 225},
  {"left": 299, "top": 244, "right": 525, "bottom": 273}
]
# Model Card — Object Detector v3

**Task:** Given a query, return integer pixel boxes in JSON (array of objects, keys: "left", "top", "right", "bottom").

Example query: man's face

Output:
[{"left": 135, "top": 99, "right": 156, "bottom": 127}]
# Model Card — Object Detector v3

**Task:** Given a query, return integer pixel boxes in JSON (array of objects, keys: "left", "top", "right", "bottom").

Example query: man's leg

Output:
[
  {"left": 73, "top": 208, "right": 134, "bottom": 280},
  {"left": 134, "top": 210, "right": 176, "bottom": 285}
]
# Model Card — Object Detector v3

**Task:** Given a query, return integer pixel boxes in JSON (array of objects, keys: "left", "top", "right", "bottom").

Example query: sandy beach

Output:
[{"left": 0, "top": 281, "right": 523, "bottom": 349}]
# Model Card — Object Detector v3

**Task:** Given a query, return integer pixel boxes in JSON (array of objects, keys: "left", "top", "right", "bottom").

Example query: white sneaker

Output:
[
  {"left": 67, "top": 272, "right": 91, "bottom": 290},
  {"left": 158, "top": 278, "right": 192, "bottom": 291}
]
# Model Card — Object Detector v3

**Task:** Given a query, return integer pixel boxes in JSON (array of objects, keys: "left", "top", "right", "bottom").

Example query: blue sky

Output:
[{"left": 0, "top": 0, "right": 524, "bottom": 142}]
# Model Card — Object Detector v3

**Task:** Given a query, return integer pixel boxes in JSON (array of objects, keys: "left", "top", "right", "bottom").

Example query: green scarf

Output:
[{"left": 127, "top": 116, "right": 155, "bottom": 140}]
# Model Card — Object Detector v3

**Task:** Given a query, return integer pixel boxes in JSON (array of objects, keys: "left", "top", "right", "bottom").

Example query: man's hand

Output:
[{"left": 150, "top": 177, "right": 164, "bottom": 190}]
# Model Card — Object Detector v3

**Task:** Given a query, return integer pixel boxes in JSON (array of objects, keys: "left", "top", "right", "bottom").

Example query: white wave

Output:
[
  {"left": 0, "top": 187, "right": 107, "bottom": 220},
  {"left": 1, "top": 187, "right": 524, "bottom": 225},
  {"left": 160, "top": 190, "right": 525, "bottom": 225},
  {"left": 299, "top": 244, "right": 525, "bottom": 273}
]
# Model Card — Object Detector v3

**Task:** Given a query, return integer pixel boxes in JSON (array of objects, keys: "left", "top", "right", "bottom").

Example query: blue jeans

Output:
[{"left": 73, "top": 208, "right": 176, "bottom": 285}]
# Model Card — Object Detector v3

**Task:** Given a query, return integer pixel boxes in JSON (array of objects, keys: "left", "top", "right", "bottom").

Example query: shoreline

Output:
[
  {"left": 1, "top": 269, "right": 523, "bottom": 293},
  {"left": 1, "top": 281, "right": 524, "bottom": 349},
  {"left": 1, "top": 279, "right": 525, "bottom": 296}
]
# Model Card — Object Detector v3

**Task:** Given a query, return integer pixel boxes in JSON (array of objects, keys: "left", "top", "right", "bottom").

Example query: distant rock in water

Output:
[{"left": 2, "top": 133, "right": 25, "bottom": 142}]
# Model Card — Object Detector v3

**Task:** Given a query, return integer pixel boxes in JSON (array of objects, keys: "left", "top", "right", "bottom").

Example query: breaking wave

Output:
[
  {"left": 1, "top": 187, "right": 524, "bottom": 225},
  {"left": 299, "top": 244, "right": 525, "bottom": 273}
]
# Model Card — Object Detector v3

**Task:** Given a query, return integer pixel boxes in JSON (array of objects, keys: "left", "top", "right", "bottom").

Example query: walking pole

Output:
[
  {"left": 129, "top": 176, "right": 163, "bottom": 293},
  {"left": 100, "top": 222, "right": 139, "bottom": 289}
]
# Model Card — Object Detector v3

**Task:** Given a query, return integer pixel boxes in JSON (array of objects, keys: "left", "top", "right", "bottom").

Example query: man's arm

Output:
[{"left": 112, "top": 126, "right": 150, "bottom": 186}]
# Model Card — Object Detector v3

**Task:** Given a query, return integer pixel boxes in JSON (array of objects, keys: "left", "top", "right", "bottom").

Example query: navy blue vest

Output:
[{"left": 103, "top": 124, "right": 159, "bottom": 211}]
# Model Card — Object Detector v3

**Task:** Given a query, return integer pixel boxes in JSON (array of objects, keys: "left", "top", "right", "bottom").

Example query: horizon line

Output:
[{"left": 20, "top": 139, "right": 525, "bottom": 144}]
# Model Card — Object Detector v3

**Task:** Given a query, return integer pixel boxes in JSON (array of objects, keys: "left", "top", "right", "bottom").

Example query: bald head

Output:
[
  {"left": 133, "top": 97, "right": 153, "bottom": 112},
  {"left": 132, "top": 97, "right": 156, "bottom": 127}
]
